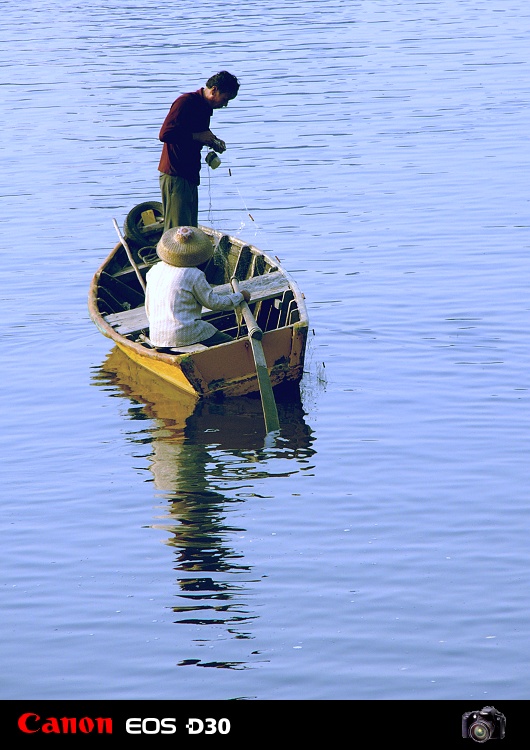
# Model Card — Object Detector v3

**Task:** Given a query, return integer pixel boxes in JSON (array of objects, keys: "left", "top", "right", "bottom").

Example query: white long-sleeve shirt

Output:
[{"left": 145, "top": 261, "right": 243, "bottom": 347}]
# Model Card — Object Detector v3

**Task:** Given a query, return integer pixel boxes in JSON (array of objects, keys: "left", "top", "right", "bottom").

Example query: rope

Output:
[{"left": 204, "top": 152, "right": 263, "bottom": 237}]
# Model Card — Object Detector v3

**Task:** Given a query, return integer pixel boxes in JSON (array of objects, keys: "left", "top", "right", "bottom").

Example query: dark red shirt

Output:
[{"left": 158, "top": 89, "right": 213, "bottom": 185}]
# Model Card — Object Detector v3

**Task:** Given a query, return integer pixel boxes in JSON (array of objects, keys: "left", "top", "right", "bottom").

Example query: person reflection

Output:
[
  {"left": 93, "top": 347, "right": 315, "bottom": 657},
  {"left": 150, "top": 435, "right": 253, "bottom": 610}
]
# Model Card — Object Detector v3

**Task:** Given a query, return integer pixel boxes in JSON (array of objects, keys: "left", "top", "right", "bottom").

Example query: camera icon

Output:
[{"left": 462, "top": 706, "right": 506, "bottom": 743}]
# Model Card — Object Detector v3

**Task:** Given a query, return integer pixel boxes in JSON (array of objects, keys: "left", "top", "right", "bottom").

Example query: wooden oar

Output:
[
  {"left": 112, "top": 218, "right": 146, "bottom": 294},
  {"left": 231, "top": 277, "right": 280, "bottom": 435}
]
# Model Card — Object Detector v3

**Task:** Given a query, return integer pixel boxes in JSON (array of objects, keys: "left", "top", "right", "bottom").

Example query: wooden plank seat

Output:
[{"left": 104, "top": 270, "right": 290, "bottom": 337}]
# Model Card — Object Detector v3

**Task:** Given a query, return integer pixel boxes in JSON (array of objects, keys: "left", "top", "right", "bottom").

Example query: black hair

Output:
[{"left": 206, "top": 71, "right": 240, "bottom": 97}]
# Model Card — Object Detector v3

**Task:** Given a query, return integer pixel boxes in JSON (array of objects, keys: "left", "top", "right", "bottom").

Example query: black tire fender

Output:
[{"left": 123, "top": 201, "right": 164, "bottom": 244}]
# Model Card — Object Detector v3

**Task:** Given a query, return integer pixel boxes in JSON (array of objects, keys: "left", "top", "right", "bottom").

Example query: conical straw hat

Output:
[{"left": 156, "top": 226, "right": 214, "bottom": 267}]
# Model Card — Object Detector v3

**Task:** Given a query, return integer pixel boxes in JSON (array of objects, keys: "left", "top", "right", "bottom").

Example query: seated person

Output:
[{"left": 145, "top": 226, "right": 250, "bottom": 349}]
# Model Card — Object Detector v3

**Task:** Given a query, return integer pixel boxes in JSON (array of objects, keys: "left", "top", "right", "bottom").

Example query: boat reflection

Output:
[{"left": 93, "top": 347, "right": 315, "bottom": 659}]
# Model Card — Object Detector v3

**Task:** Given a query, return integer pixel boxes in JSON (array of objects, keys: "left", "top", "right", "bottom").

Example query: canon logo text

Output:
[{"left": 18, "top": 712, "right": 113, "bottom": 735}]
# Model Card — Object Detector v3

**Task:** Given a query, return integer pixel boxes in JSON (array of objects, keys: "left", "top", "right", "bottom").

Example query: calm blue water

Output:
[{"left": 1, "top": 0, "right": 529, "bottom": 701}]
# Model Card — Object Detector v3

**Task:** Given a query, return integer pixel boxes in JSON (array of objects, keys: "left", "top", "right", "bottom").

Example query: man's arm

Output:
[
  {"left": 192, "top": 130, "right": 226, "bottom": 153},
  {"left": 160, "top": 95, "right": 214, "bottom": 145}
]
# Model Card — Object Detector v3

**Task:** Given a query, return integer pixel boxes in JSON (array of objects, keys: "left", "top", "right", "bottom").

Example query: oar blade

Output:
[
  {"left": 231, "top": 276, "right": 280, "bottom": 434},
  {"left": 250, "top": 338, "right": 280, "bottom": 434}
]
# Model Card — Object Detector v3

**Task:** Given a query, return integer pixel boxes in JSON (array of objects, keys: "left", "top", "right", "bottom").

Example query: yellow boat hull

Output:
[{"left": 114, "top": 323, "right": 307, "bottom": 397}]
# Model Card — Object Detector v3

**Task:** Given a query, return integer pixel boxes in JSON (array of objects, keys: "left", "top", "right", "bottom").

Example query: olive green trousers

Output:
[{"left": 159, "top": 173, "right": 198, "bottom": 230}]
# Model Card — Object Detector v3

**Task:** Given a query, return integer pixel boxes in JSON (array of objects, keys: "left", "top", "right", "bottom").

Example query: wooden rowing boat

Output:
[{"left": 88, "top": 206, "right": 308, "bottom": 399}]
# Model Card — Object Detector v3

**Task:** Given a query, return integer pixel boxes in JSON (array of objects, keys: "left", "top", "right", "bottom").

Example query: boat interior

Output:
[{"left": 96, "top": 232, "right": 303, "bottom": 351}]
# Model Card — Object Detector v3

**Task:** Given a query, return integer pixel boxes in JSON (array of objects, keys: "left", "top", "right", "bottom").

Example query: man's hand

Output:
[{"left": 211, "top": 137, "right": 226, "bottom": 153}]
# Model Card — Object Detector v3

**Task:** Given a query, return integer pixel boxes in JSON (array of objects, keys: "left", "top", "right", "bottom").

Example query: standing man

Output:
[{"left": 158, "top": 71, "right": 240, "bottom": 230}]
